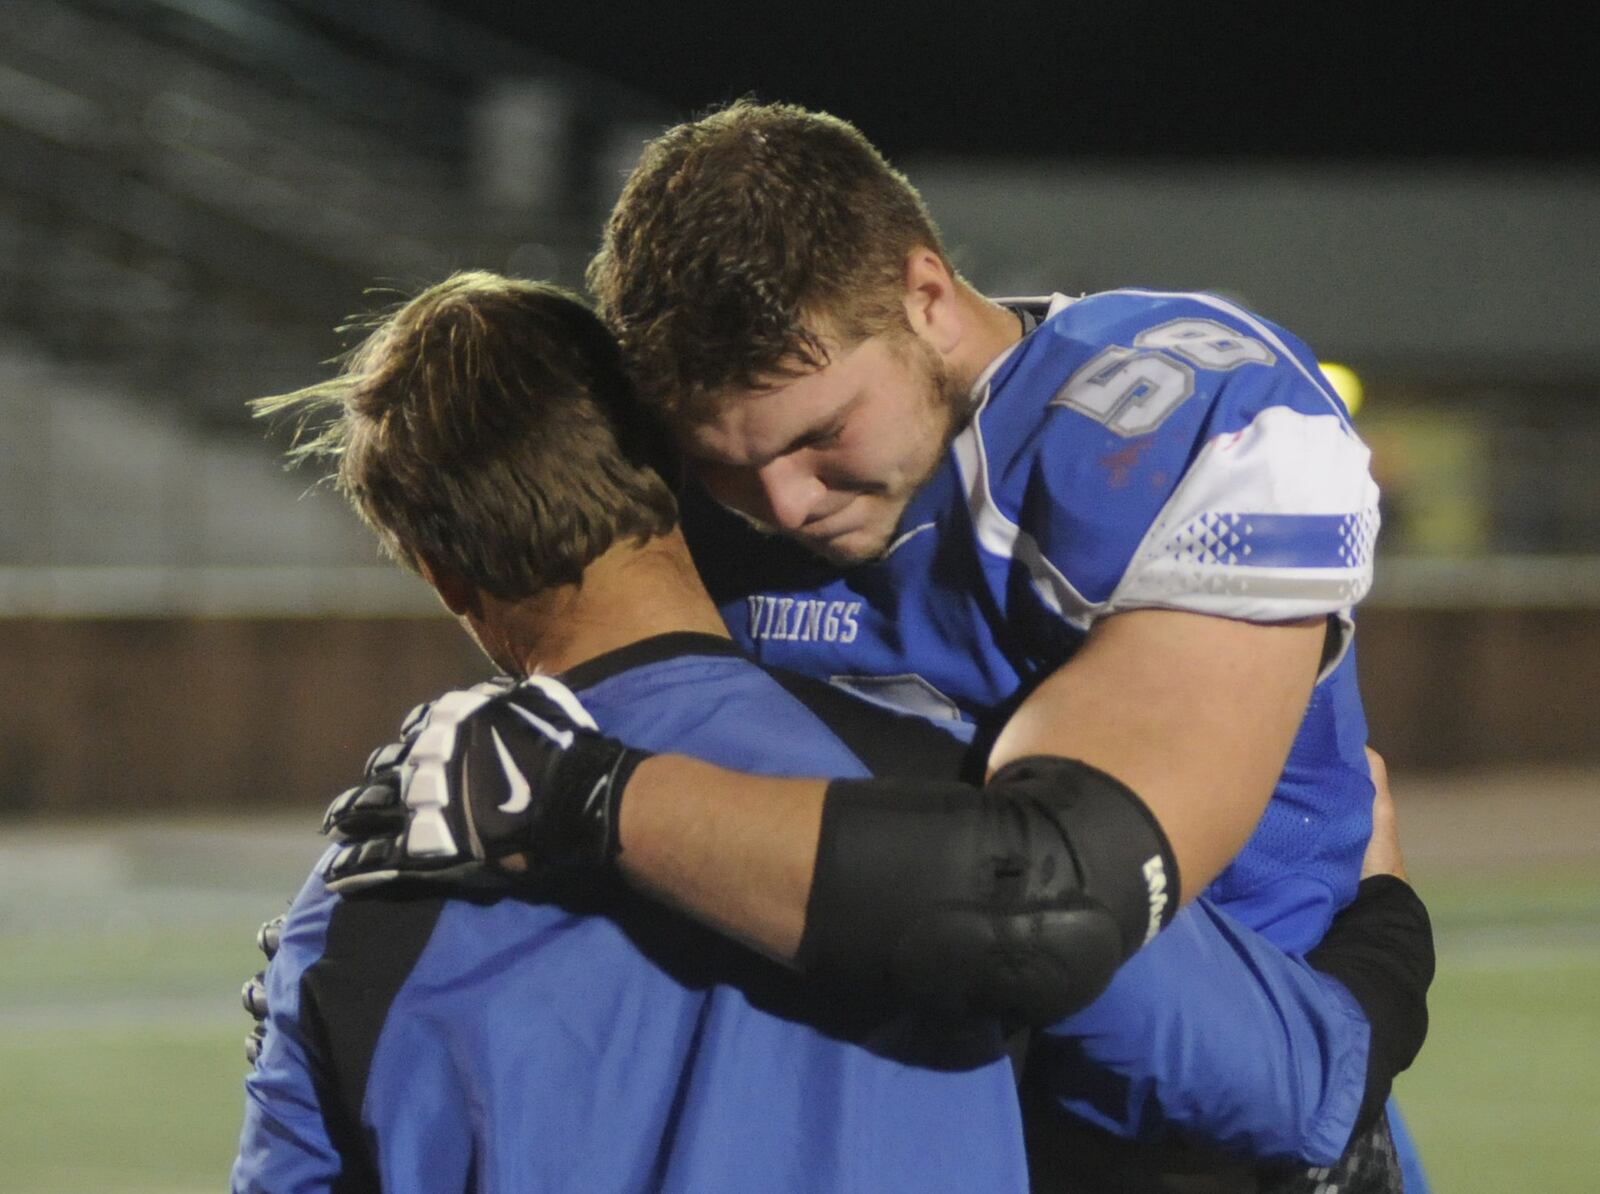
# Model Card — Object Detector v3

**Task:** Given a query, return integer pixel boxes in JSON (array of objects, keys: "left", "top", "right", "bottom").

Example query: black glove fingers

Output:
[
  {"left": 321, "top": 834, "right": 407, "bottom": 886},
  {"left": 322, "top": 784, "right": 364, "bottom": 836},
  {"left": 398, "top": 700, "right": 433, "bottom": 738},
  {"left": 323, "top": 777, "right": 405, "bottom": 840},
  {"left": 242, "top": 972, "right": 268, "bottom": 1020},
  {"left": 244, "top": 911, "right": 285, "bottom": 1065},
  {"left": 245, "top": 1025, "right": 266, "bottom": 1066},
  {"left": 316, "top": 678, "right": 625, "bottom": 893},
  {"left": 256, "top": 914, "right": 284, "bottom": 961}
]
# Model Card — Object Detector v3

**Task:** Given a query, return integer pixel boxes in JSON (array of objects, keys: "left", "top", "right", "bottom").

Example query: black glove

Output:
[
  {"left": 320, "top": 675, "right": 650, "bottom": 893},
  {"left": 242, "top": 912, "right": 284, "bottom": 1066}
]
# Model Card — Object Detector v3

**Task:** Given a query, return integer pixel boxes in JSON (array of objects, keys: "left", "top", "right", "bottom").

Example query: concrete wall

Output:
[
  {"left": 2, "top": 609, "right": 1594, "bottom": 817},
  {"left": 0, "top": 616, "right": 482, "bottom": 817},
  {"left": 0, "top": 343, "right": 376, "bottom": 569}
]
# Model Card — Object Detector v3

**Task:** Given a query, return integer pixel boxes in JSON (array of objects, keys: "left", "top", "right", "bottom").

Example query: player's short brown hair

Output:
[
  {"left": 587, "top": 99, "right": 949, "bottom": 421},
  {"left": 258, "top": 271, "right": 678, "bottom": 598}
]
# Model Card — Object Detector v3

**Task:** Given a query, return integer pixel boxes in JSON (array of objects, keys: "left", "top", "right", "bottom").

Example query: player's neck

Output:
[
  {"left": 947, "top": 282, "right": 1027, "bottom": 396},
  {"left": 506, "top": 529, "right": 730, "bottom": 677}
]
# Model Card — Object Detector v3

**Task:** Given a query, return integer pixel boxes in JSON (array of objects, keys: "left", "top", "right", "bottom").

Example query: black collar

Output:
[{"left": 557, "top": 632, "right": 742, "bottom": 693}]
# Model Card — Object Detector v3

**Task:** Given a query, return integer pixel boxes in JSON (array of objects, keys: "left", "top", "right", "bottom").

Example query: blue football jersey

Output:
[{"left": 687, "top": 289, "right": 1382, "bottom": 953}]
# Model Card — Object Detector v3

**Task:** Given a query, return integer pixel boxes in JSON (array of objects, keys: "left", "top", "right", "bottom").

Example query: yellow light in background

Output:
[{"left": 1319, "top": 362, "right": 1364, "bottom": 416}]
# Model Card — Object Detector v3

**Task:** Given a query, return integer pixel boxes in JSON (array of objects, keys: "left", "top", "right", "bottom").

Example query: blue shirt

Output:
[{"left": 234, "top": 639, "right": 1027, "bottom": 1193}]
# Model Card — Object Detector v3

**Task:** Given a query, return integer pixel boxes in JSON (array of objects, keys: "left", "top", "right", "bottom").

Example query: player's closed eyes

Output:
[{"left": 791, "top": 423, "right": 845, "bottom": 453}]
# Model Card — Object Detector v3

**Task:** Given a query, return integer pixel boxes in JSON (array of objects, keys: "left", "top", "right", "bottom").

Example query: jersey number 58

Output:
[{"left": 1052, "top": 318, "right": 1276, "bottom": 437}]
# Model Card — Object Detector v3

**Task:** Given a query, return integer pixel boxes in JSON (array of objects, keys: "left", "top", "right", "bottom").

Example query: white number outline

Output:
[
  {"left": 1050, "top": 318, "right": 1276, "bottom": 438},
  {"left": 1135, "top": 318, "right": 1278, "bottom": 371}
]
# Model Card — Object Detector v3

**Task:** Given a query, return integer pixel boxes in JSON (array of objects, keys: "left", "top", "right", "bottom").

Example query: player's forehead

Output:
[
  {"left": 680, "top": 378, "right": 834, "bottom": 467},
  {"left": 680, "top": 339, "right": 879, "bottom": 465}
]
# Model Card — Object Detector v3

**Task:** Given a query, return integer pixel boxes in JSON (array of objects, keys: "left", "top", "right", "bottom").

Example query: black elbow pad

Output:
[
  {"left": 888, "top": 899, "right": 1127, "bottom": 1026},
  {"left": 797, "top": 756, "right": 1179, "bottom": 1025}
]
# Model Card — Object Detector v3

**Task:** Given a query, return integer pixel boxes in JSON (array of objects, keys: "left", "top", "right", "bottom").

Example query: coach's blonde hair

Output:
[{"left": 256, "top": 271, "right": 678, "bottom": 598}]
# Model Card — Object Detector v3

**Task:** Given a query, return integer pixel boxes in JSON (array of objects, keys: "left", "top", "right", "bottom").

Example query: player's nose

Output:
[{"left": 757, "top": 457, "right": 826, "bottom": 531}]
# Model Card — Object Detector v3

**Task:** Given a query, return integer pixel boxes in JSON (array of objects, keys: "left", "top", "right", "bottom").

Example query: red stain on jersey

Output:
[{"left": 1100, "top": 440, "right": 1152, "bottom": 488}]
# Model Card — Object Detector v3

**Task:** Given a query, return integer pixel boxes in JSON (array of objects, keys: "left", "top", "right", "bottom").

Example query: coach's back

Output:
[{"left": 233, "top": 634, "right": 1026, "bottom": 1194}]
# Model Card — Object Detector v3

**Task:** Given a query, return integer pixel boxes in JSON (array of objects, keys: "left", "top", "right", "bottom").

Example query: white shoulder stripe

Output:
[
  {"left": 1106, "top": 288, "right": 1353, "bottom": 430},
  {"left": 1109, "top": 406, "right": 1379, "bottom": 680}
]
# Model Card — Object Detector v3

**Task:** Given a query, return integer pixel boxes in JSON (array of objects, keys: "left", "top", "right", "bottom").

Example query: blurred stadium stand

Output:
[
  {"left": 0, "top": 0, "right": 663, "bottom": 425},
  {"left": 1, "top": 0, "right": 1597, "bottom": 815}
]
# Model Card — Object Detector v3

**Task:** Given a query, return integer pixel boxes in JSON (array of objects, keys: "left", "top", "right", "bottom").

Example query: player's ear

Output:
[
  {"left": 901, "top": 248, "right": 962, "bottom": 357},
  {"left": 416, "top": 555, "right": 479, "bottom": 619}
]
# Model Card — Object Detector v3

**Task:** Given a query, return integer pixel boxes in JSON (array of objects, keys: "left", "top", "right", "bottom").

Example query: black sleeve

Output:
[{"left": 1305, "top": 875, "right": 1435, "bottom": 1132}]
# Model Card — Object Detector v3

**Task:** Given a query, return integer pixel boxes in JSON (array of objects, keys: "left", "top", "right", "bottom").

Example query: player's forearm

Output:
[
  {"left": 616, "top": 755, "right": 825, "bottom": 965},
  {"left": 616, "top": 752, "right": 1178, "bottom": 1025}
]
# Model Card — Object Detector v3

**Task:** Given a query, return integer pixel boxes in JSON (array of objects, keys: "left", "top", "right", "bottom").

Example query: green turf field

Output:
[
  {"left": 2, "top": 818, "right": 1595, "bottom": 1192},
  {"left": 1391, "top": 862, "right": 1600, "bottom": 1191}
]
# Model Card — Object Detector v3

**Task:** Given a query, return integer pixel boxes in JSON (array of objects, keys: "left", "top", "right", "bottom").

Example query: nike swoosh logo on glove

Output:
[{"left": 492, "top": 727, "right": 533, "bottom": 814}]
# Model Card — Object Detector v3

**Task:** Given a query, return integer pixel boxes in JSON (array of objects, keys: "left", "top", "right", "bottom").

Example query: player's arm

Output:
[
  {"left": 323, "top": 677, "right": 1176, "bottom": 1025},
  {"left": 989, "top": 607, "right": 1328, "bottom": 904},
  {"left": 621, "top": 606, "right": 1328, "bottom": 979},
  {"left": 619, "top": 606, "right": 1331, "bottom": 991}
]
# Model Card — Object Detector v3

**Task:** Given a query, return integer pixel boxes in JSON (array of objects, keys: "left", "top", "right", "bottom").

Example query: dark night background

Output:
[{"left": 442, "top": 1, "right": 1598, "bottom": 162}]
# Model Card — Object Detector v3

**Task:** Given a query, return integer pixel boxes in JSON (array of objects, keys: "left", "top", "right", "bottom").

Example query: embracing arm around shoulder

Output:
[
  {"left": 322, "top": 669, "right": 1201, "bottom": 1024},
  {"left": 621, "top": 745, "right": 1175, "bottom": 1024},
  {"left": 990, "top": 607, "right": 1328, "bottom": 904},
  {"left": 317, "top": 677, "right": 1175, "bottom": 1024},
  {"left": 617, "top": 756, "right": 824, "bottom": 964},
  {"left": 623, "top": 607, "right": 1330, "bottom": 997}
]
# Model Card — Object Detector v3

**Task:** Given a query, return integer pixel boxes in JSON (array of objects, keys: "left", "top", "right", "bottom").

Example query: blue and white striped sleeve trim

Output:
[{"left": 1109, "top": 406, "right": 1380, "bottom": 677}]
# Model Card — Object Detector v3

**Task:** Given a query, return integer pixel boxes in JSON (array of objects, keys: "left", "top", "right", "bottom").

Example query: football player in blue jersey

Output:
[
  {"left": 581, "top": 99, "right": 1429, "bottom": 1192},
  {"left": 256, "top": 272, "right": 1431, "bottom": 1191}
]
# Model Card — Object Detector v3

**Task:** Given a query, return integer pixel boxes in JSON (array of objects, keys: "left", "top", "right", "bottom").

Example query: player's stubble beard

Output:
[
  {"left": 702, "top": 332, "right": 974, "bottom": 565},
  {"left": 808, "top": 331, "right": 971, "bottom": 565}
]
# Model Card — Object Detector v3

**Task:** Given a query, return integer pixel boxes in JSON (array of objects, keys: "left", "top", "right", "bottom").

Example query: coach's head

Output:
[{"left": 259, "top": 271, "right": 678, "bottom": 671}]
